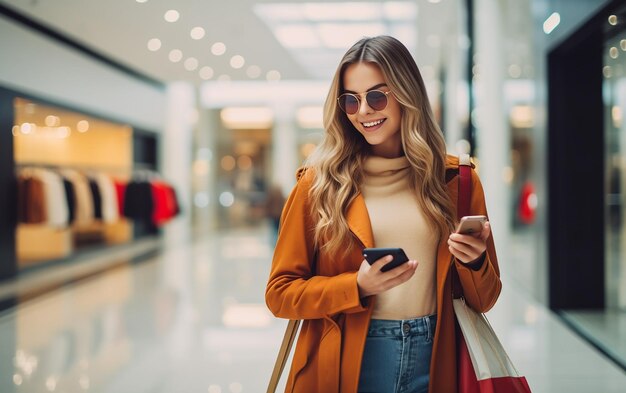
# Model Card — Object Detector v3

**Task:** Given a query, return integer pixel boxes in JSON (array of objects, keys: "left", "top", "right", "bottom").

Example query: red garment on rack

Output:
[
  {"left": 113, "top": 180, "right": 127, "bottom": 216},
  {"left": 151, "top": 181, "right": 176, "bottom": 226}
]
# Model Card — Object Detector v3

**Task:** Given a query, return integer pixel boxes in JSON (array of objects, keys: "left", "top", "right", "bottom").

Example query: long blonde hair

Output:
[{"left": 306, "top": 35, "right": 456, "bottom": 256}]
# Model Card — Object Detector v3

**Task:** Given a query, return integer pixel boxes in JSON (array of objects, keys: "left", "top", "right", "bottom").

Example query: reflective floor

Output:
[{"left": 0, "top": 225, "right": 625, "bottom": 393}]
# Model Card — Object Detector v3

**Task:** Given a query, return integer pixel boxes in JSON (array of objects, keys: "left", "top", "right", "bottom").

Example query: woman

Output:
[{"left": 265, "top": 35, "right": 501, "bottom": 393}]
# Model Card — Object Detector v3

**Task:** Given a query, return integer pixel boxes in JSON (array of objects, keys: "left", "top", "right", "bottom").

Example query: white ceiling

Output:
[{"left": 0, "top": 0, "right": 462, "bottom": 84}]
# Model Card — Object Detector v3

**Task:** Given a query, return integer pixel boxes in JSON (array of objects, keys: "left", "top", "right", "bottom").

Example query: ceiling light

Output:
[
  {"left": 302, "top": 3, "right": 380, "bottom": 21},
  {"left": 266, "top": 70, "right": 281, "bottom": 81},
  {"left": 77, "top": 120, "right": 89, "bottom": 132},
  {"left": 621, "top": 39, "right": 626, "bottom": 51},
  {"left": 274, "top": 25, "right": 321, "bottom": 48},
  {"left": 246, "top": 65, "right": 262, "bottom": 78},
  {"left": 543, "top": 12, "right": 560, "bottom": 34},
  {"left": 147, "top": 38, "right": 161, "bottom": 51},
  {"left": 58, "top": 127, "right": 71, "bottom": 139},
  {"left": 608, "top": 15, "right": 617, "bottom": 26},
  {"left": 609, "top": 47, "right": 619, "bottom": 59},
  {"left": 230, "top": 55, "right": 245, "bottom": 69},
  {"left": 45, "top": 115, "right": 60, "bottom": 127},
  {"left": 199, "top": 66, "right": 214, "bottom": 80},
  {"left": 136, "top": 0, "right": 148, "bottom": 3},
  {"left": 185, "top": 57, "right": 199, "bottom": 71},
  {"left": 384, "top": 2, "right": 418, "bottom": 20},
  {"left": 190, "top": 27, "right": 205, "bottom": 40},
  {"left": 164, "top": 10, "right": 180, "bottom": 23},
  {"left": 428, "top": 0, "right": 442, "bottom": 3},
  {"left": 211, "top": 42, "right": 226, "bottom": 56},
  {"left": 221, "top": 107, "right": 274, "bottom": 129},
  {"left": 20, "top": 123, "right": 33, "bottom": 134},
  {"left": 169, "top": 49, "right": 183, "bottom": 62},
  {"left": 317, "top": 23, "right": 385, "bottom": 48}
]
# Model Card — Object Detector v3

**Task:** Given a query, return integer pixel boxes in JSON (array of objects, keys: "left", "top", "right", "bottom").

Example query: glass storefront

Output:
[{"left": 560, "top": 5, "right": 626, "bottom": 368}]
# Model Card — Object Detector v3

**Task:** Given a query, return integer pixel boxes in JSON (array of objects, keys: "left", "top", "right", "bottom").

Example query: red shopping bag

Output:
[{"left": 455, "top": 298, "right": 532, "bottom": 393}]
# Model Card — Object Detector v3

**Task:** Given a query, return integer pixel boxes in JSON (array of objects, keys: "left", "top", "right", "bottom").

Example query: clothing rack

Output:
[{"left": 14, "top": 162, "right": 156, "bottom": 175}]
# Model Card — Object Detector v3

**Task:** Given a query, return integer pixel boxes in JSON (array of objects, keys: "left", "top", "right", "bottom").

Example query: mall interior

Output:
[{"left": 0, "top": 0, "right": 625, "bottom": 392}]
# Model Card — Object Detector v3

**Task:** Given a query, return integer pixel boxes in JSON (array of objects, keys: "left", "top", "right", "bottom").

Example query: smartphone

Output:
[
  {"left": 362, "top": 247, "right": 410, "bottom": 272},
  {"left": 455, "top": 215, "right": 487, "bottom": 234}
]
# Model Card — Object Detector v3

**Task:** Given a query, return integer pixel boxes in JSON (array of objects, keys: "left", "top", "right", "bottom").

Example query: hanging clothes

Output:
[
  {"left": 61, "top": 169, "right": 94, "bottom": 227},
  {"left": 113, "top": 179, "right": 127, "bottom": 217},
  {"left": 123, "top": 179, "right": 154, "bottom": 224},
  {"left": 32, "top": 168, "right": 69, "bottom": 228},
  {"left": 62, "top": 177, "right": 76, "bottom": 225},
  {"left": 151, "top": 180, "right": 179, "bottom": 226},
  {"left": 88, "top": 178, "right": 103, "bottom": 220},
  {"left": 94, "top": 173, "right": 119, "bottom": 223},
  {"left": 17, "top": 174, "right": 47, "bottom": 224}
]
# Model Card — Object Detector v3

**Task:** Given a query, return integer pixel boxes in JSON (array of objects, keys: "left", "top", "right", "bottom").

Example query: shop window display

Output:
[{"left": 12, "top": 98, "right": 179, "bottom": 267}]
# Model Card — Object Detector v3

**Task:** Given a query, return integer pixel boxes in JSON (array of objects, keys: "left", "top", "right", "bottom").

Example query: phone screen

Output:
[{"left": 363, "top": 247, "right": 409, "bottom": 272}]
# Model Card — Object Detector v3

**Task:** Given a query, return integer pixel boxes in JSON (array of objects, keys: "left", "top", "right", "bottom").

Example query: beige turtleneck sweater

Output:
[{"left": 361, "top": 156, "right": 439, "bottom": 320}]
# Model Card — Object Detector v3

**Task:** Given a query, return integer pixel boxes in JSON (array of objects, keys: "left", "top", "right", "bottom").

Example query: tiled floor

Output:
[{"left": 0, "top": 226, "right": 625, "bottom": 393}]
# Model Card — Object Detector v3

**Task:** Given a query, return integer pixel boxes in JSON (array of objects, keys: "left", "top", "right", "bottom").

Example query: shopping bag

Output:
[{"left": 454, "top": 298, "right": 532, "bottom": 393}]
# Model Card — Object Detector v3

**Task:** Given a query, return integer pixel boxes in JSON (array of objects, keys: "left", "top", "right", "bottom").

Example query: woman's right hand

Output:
[{"left": 356, "top": 256, "right": 418, "bottom": 297}]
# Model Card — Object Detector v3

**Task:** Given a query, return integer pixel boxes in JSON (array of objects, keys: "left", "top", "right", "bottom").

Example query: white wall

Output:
[{"left": 0, "top": 15, "right": 165, "bottom": 131}]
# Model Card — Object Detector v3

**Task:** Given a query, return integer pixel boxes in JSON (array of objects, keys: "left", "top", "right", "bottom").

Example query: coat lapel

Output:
[{"left": 346, "top": 193, "right": 375, "bottom": 249}]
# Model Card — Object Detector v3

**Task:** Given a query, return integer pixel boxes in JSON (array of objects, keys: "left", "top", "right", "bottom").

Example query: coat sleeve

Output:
[
  {"left": 265, "top": 169, "right": 367, "bottom": 320},
  {"left": 454, "top": 168, "right": 502, "bottom": 313}
]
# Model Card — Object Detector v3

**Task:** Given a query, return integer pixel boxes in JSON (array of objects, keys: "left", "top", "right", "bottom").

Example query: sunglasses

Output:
[{"left": 337, "top": 90, "right": 392, "bottom": 115}]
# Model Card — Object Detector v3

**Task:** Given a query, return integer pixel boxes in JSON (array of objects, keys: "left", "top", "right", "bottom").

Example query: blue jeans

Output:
[{"left": 358, "top": 314, "right": 436, "bottom": 393}]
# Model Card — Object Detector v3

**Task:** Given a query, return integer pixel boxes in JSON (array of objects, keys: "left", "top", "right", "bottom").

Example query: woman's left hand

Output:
[{"left": 447, "top": 221, "right": 490, "bottom": 264}]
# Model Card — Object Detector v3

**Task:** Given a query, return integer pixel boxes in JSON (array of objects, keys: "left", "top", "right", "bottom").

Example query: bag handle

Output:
[
  {"left": 267, "top": 319, "right": 301, "bottom": 393},
  {"left": 453, "top": 154, "right": 472, "bottom": 299},
  {"left": 266, "top": 247, "right": 318, "bottom": 392}
]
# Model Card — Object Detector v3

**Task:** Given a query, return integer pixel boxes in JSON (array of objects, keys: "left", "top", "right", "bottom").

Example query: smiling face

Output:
[{"left": 341, "top": 62, "right": 403, "bottom": 158}]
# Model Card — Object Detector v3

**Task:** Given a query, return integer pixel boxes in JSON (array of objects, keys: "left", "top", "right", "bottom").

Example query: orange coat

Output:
[{"left": 266, "top": 155, "right": 501, "bottom": 392}]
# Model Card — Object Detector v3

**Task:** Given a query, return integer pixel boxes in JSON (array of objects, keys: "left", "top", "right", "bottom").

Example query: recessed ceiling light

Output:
[
  {"left": 230, "top": 55, "right": 245, "bottom": 69},
  {"left": 45, "top": 115, "right": 60, "bottom": 127},
  {"left": 199, "top": 66, "right": 214, "bottom": 80},
  {"left": 77, "top": 120, "right": 89, "bottom": 133},
  {"left": 246, "top": 65, "right": 261, "bottom": 78},
  {"left": 190, "top": 27, "right": 205, "bottom": 40},
  {"left": 266, "top": 70, "right": 281, "bottom": 81},
  {"left": 211, "top": 42, "right": 226, "bottom": 56},
  {"left": 164, "top": 10, "right": 180, "bottom": 23},
  {"left": 136, "top": 0, "right": 148, "bottom": 3},
  {"left": 185, "top": 57, "right": 199, "bottom": 71},
  {"left": 543, "top": 12, "right": 560, "bottom": 34},
  {"left": 169, "top": 49, "right": 183, "bottom": 62},
  {"left": 608, "top": 15, "right": 617, "bottom": 26},
  {"left": 147, "top": 38, "right": 161, "bottom": 51}
]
